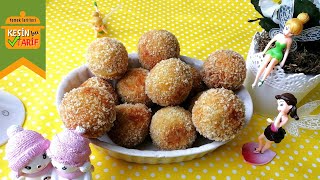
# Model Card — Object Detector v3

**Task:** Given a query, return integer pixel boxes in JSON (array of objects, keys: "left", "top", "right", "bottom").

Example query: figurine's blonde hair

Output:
[
  {"left": 286, "top": 13, "right": 309, "bottom": 35},
  {"left": 92, "top": 12, "right": 103, "bottom": 26}
]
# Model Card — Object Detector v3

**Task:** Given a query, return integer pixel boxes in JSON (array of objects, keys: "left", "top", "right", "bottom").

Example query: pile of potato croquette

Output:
[{"left": 59, "top": 29, "right": 247, "bottom": 150}]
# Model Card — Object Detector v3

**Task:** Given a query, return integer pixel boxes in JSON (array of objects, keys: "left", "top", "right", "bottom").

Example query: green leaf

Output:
[
  {"left": 294, "top": 0, "right": 320, "bottom": 28},
  {"left": 259, "top": 18, "right": 279, "bottom": 32},
  {"left": 251, "top": 0, "right": 264, "bottom": 17},
  {"left": 251, "top": 0, "right": 320, "bottom": 31}
]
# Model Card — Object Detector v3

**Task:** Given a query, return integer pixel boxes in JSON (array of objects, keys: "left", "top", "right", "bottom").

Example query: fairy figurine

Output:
[
  {"left": 242, "top": 93, "right": 299, "bottom": 165},
  {"left": 67, "top": 1, "right": 120, "bottom": 38},
  {"left": 255, "top": 93, "right": 299, "bottom": 153},
  {"left": 91, "top": 1, "right": 121, "bottom": 38},
  {"left": 242, "top": 93, "right": 320, "bottom": 165},
  {"left": 260, "top": 1, "right": 320, "bottom": 52},
  {"left": 251, "top": 13, "right": 309, "bottom": 88},
  {"left": 92, "top": 1, "right": 107, "bottom": 38}
]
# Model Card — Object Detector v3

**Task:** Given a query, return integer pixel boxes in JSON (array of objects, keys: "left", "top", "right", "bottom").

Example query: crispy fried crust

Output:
[
  {"left": 87, "top": 37, "right": 128, "bottom": 80},
  {"left": 81, "top": 76, "right": 119, "bottom": 104},
  {"left": 138, "top": 30, "right": 180, "bottom": 70},
  {"left": 188, "top": 91, "right": 204, "bottom": 112},
  {"left": 116, "top": 68, "right": 152, "bottom": 106},
  {"left": 192, "top": 88, "right": 245, "bottom": 141},
  {"left": 188, "top": 65, "right": 206, "bottom": 96},
  {"left": 59, "top": 87, "right": 116, "bottom": 138},
  {"left": 145, "top": 58, "right": 193, "bottom": 106},
  {"left": 150, "top": 106, "right": 196, "bottom": 150},
  {"left": 201, "top": 50, "right": 246, "bottom": 90},
  {"left": 108, "top": 103, "right": 152, "bottom": 148}
]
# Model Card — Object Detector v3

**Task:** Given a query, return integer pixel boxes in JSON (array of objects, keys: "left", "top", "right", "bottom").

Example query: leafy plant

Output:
[
  {"left": 294, "top": 0, "right": 320, "bottom": 28},
  {"left": 250, "top": 0, "right": 320, "bottom": 31}
]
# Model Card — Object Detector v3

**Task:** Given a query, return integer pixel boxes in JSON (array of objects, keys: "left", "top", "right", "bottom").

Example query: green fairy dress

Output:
[{"left": 266, "top": 41, "right": 286, "bottom": 62}]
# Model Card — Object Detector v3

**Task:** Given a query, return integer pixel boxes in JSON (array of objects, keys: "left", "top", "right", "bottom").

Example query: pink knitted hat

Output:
[
  {"left": 5, "top": 125, "right": 50, "bottom": 174},
  {"left": 47, "top": 127, "right": 91, "bottom": 167}
]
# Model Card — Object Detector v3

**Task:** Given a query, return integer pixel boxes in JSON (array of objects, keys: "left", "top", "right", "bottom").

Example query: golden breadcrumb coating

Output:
[
  {"left": 81, "top": 76, "right": 119, "bottom": 104},
  {"left": 189, "top": 66, "right": 206, "bottom": 93},
  {"left": 201, "top": 50, "right": 246, "bottom": 90},
  {"left": 87, "top": 37, "right": 128, "bottom": 80},
  {"left": 188, "top": 91, "right": 204, "bottom": 112},
  {"left": 150, "top": 106, "right": 196, "bottom": 150},
  {"left": 138, "top": 30, "right": 180, "bottom": 70},
  {"left": 116, "top": 68, "right": 152, "bottom": 105},
  {"left": 145, "top": 58, "right": 193, "bottom": 106},
  {"left": 59, "top": 87, "right": 116, "bottom": 138},
  {"left": 108, "top": 103, "right": 152, "bottom": 148},
  {"left": 192, "top": 88, "right": 245, "bottom": 141}
]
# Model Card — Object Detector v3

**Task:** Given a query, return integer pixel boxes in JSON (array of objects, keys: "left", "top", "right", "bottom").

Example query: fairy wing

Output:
[
  {"left": 269, "top": 28, "right": 281, "bottom": 39},
  {"left": 278, "top": 5, "right": 293, "bottom": 30},
  {"left": 268, "top": 5, "right": 293, "bottom": 39},
  {"left": 285, "top": 100, "right": 320, "bottom": 137},
  {"left": 102, "top": 5, "right": 122, "bottom": 24},
  {"left": 285, "top": 120, "right": 299, "bottom": 137},
  {"left": 290, "top": 41, "right": 297, "bottom": 52},
  {"left": 294, "top": 26, "right": 320, "bottom": 42},
  {"left": 298, "top": 100, "right": 320, "bottom": 116},
  {"left": 286, "top": 116, "right": 320, "bottom": 137}
]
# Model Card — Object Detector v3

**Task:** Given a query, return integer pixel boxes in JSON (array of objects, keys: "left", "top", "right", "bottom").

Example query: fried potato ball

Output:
[
  {"left": 187, "top": 91, "right": 204, "bottom": 112},
  {"left": 116, "top": 68, "right": 152, "bottom": 105},
  {"left": 192, "top": 88, "right": 245, "bottom": 141},
  {"left": 189, "top": 66, "right": 206, "bottom": 93},
  {"left": 59, "top": 87, "right": 116, "bottom": 138},
  {"left": 201, "top": 50, "right": 246, "bottom": 90},
  {"left": 145, "top": 58, "right": 193, "bottom": 106},
  {"left": 108, "top": 103, "right": 152, "bottom": 148},
  {"left": 87, "top": 37, "right": 128, "bottom": 80},
  {"left": 138, "top": 30, "right": 180, "bottom": 70},
  {"left": 81, "top": 76, "right": 119, "bottom": 104},
  {"left": 150, "top": 106, "right": 196, "bottom": 150}
]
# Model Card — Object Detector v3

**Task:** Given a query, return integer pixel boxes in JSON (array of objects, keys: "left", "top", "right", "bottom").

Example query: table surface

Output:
[{"left": 1, "top": 0, "right": 320, "bottom": 179}]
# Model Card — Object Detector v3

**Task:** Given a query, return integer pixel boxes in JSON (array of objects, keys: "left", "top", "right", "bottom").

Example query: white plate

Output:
[
  {"left": 56, "top": 53, "right": 253, "bottom": 164},
  {"left": 0, "top": 90, "right": 26, "bottom": 146}
]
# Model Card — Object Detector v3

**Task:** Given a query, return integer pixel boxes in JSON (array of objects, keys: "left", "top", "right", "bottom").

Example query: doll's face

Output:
[
  {"left": 21, "top": 153, "right": 51, "bottom": 174},
  {"left": 277, "top": 99, "right": 292, "bottom": 114},
  {"left": 94, "top": 25, "right": 100, "bottom": 31},
  {"left": 94, "top": 24, "right": 103, "bottom": 31},
  {"left": 52, "top": 160, "right": 78, "bottom": 173},
  {"left": 283, "top": 25, "right": 293, "bottom": 37}
]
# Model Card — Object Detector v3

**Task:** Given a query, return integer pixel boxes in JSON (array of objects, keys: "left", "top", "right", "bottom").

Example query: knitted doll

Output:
[
  {"left": 5, "top": 125, "right": 52, "bottom": 180},
  {"left": 47, "top": 126, "right": 93, "bottom": 180}
]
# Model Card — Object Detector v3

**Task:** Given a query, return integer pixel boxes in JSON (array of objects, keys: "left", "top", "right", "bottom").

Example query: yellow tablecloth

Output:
[{"left": 1, "top": 0, "right": 320, "bottom": 179}]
